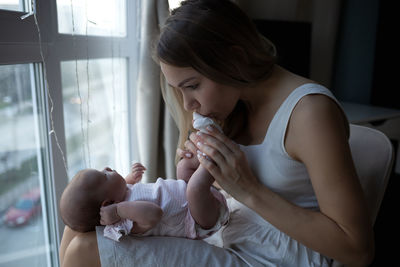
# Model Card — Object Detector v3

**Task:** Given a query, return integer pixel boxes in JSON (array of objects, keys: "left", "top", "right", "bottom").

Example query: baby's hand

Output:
[
  {"left": 126, "top": 162, "right": 146, "bottom": 184},
  {"left": 100, "top": 204, "right": 121, "bottom": 225}
]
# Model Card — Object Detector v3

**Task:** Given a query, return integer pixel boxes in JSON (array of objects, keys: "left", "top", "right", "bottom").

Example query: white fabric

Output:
[
  {"left": 104, "top": 218, "right": 133, "bottom": 241},
  {"left": 193, "top": 112, "right": 222, "bottom": 133},
  {"left": 193, "top": 112, "right": 223, "bottom": 160},
  {"left": 104, "top": 178, "right": 229, "bottom": 241},
  {"left": 221, "top": 83, "right": 339, "bottom": 266},
  {"left": 96, "top": 83, "right": 339, "bottom": 266},
  {"left": 348, "top": 124, "right": 394, "bottom": 223},
  {"left": 238, "top": 83, "right": 339, "bottom": 210}
]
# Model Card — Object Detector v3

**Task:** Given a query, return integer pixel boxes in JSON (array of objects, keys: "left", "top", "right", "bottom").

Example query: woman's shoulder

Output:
[
  {"left": 285, "top": 90, "right": 350, "bottom": 159},
  {"left": 274, "top": 71, "right": 340, "bottom": 123},
  {"left": 293, "top": 89, "right": 347, "bottom": 127}
]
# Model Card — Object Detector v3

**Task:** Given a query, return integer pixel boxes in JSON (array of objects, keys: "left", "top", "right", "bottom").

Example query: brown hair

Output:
[
  {"left": 60, "top": 169, "right": 104, "bottom": 232},
  {"left": 156, "top": 0, "right": 277, "bottom": 160}
]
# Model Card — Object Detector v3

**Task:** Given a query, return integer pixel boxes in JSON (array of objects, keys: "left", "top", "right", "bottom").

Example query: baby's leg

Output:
[
  {"left": 186, "top": 165, "right": 220, "bottom": 229},
  {"left": 176, "top": 156, "right": 199, "bottom": 183}
]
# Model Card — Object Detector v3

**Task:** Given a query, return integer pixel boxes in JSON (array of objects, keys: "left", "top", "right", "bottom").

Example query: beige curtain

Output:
[{"left": 136, "top": 0, "right": 178, "bottom": 182}]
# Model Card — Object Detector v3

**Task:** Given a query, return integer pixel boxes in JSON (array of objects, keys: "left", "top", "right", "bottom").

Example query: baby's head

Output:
[{"left": 60, "top": 167, "right": 127, "bottom": 232}]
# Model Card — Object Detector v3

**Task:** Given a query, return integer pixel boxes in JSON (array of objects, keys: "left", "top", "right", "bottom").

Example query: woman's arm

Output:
[
  {"left": 193, "top": 96, "right": 374, "bottom": 266},
  {"left": 275, "top": 95, "right": 374, "bottom": 265}
]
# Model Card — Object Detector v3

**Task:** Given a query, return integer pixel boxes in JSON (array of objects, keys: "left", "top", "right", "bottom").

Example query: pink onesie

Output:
[{"left": 104, "top": 178, "right": 229, "bottom": 241}]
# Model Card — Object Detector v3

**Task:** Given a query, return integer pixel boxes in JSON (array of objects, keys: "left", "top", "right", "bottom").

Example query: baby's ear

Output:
[{"left": 101, "top": 199, "right": 114, "bottom": 207}]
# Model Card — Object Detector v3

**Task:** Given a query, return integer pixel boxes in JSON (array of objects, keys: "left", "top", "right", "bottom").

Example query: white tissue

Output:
[{"left": 193, "top": 112, "right": 222, "bottom": 133}]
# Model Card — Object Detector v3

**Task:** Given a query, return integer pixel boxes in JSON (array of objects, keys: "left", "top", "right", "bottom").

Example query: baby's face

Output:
[{"left": 97, "top": 167, "right": 127, "bottom": 203}]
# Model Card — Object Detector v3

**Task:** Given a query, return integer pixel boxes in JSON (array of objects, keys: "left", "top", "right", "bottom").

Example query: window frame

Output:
[{"left": 0, "top": 0, "right": 140, "bottom": 265}]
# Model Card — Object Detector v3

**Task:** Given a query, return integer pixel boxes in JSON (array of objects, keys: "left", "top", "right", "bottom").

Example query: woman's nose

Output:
[{"left": 183, "top": 95, "right": 200, "bottom": 112}]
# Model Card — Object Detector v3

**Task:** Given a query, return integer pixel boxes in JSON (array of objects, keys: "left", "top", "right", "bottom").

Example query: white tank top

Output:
[{"left": 239, "top": 83, "right": 341, "bottom": 210}]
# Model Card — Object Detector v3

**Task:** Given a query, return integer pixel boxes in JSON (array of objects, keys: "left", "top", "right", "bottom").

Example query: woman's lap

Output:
[{"left": 96, "top": 226, "right": 248, "bottom": 267}]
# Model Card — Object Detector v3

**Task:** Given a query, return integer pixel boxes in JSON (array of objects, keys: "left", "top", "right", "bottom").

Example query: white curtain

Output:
[{"left": 136, "top": 0, "right": 178, "bottom": 182}]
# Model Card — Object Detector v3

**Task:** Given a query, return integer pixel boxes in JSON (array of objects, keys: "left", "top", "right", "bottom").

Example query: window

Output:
[
  {"left": 61, "top": 58, "right": 130, "bottom": 178},
  {"left": 57, "top": 0, "right": 126, "bottom": 36},
  {"left": 0, "top": 0, "right": 139, "bottom": 266},
  {"left": 0, "top": 0, "right": 28, "bottom": 12},
  {"left": 0, "top": 63, "right": 52, "bottom": 266},
  {"left": 168, "top": 0, "right": 181, "bottom": 10}
]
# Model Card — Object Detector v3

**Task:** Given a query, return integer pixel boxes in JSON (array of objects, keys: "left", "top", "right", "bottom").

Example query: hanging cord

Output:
[
  {"left": 85, "top": 0, "right": 91, "bottom": 167},
  {"left": 70, "top": 0, "right": 89, "bottom": 168},
  {"left": 116, "top": 25, "right": 123, "bottom": 162},
  {"left": 111, "top": 26, "right": 117, "bottom": 155},
  {"left": 24, "top": 0, "right": 69, "bottom": 174}
]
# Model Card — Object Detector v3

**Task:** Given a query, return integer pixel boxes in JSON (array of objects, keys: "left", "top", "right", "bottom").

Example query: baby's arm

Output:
[
  {"left": 125, "top": 162, "right": 146, "bottom": 184},
  {"left": 100, "top": 201, "right": 163, "bottom": 234},
  {"left": 118, "top": 201, "right": 163, "bottom": 234}
]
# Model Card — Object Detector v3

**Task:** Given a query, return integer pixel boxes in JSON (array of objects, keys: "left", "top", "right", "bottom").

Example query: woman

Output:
[{"left": 60, "top": 0, "right": 374, "bottom": 266}]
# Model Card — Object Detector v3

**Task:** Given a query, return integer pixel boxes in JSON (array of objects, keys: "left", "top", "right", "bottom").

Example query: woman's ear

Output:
[{"left": 101, "top": 199, "right": 114, "bottom": 207}]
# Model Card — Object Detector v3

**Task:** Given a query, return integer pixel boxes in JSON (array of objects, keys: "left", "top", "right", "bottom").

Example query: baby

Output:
[{"left": 60, "top": 113, "right": 228, "bottom": 241}]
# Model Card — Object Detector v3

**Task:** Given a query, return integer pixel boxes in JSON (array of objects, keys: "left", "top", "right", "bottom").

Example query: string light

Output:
[
  {"left": 70, "top": 0, "right": 89, "bottom": 169},
  {"left": 30, "top": 0, "right": 69, "bottom": 173}
]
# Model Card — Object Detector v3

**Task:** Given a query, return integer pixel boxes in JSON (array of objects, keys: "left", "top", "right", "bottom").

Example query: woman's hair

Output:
[
  {"left": 60, "top": 170, "right": 104, "bottom": 232},
  {"left": 156, "top": 0, "right": 277, "bottom": 162}
]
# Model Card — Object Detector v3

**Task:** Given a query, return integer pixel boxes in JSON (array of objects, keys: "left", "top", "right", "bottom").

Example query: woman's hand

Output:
[
  {"left": 189, "top": 125, "right": 261, "bottom": 201},
  {"left": 177, "top": 143, "right": 197, "bottom": 160},
  {"left": 100, "top": 204, "right": 121, "bottom": 225}
]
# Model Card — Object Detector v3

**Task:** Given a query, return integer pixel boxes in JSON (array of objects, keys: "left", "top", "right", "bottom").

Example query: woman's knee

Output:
[
  {"left": 74, "top": 231, "right": 98, "bottom": 250},
  {"left": 63, "top": 231, "right": 100, "bottom": 267},
  {"left": 59, "top": 226, "right": 80, "bottom": 265}
]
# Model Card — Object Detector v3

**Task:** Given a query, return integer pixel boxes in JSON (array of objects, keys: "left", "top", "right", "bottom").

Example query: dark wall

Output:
[
  {"left": 253, "top": 19, "right": 311, "bottom": 78},
  {"left": 331, "top": 0, "right": 380, "bottom": 104},
  {"left": 253, "top": 0, "right": 398, "bottom": 110},
  {"left": 332, "top": 0, "right": 399, "bottom": 110},
  {"left": 370, "top": 1, "right": 399, "bottom": 109}
]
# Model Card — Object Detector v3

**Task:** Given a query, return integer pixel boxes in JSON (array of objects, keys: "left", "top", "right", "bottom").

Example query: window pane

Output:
[
  {"left": 168, "top": 0, "right": 181, "bottom": 10},
  {"left": 61, "top": 58, "right": 130, "bottom": 179},
  {"left": 0, "top": 64, "right": 51, "bottom": 267},
  {"left": 57, "top": 0, "right": 126, "bottom": 37},
  {"left": 0, "top": 0, "right": 24, "bottom": 12}
]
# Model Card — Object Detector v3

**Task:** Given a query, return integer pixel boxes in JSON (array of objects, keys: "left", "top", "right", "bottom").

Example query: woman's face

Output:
[{"left": 160, "top": 62, "right": 241, "bottom": 121}]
